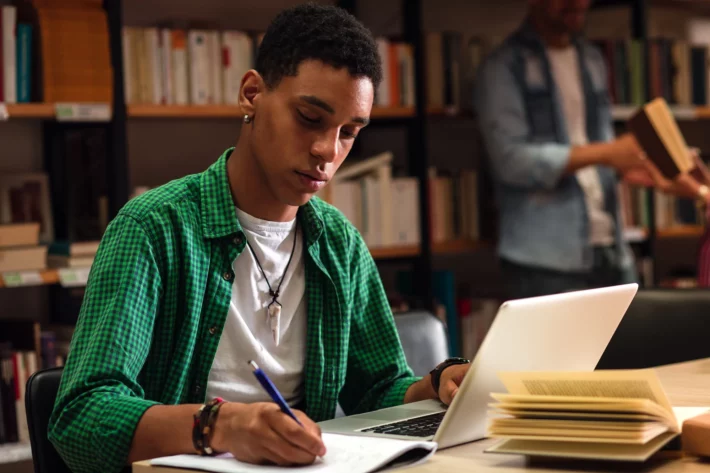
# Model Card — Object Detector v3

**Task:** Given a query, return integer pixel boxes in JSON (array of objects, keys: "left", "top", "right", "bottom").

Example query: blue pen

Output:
[{"left": 248, "top": 360, "right": 304, "bottom": 427}]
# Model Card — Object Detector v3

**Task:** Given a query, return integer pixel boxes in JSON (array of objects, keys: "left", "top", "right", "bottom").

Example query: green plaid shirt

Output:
[{"left": 48, "top": 148, "right": 419, "bottom": 473}]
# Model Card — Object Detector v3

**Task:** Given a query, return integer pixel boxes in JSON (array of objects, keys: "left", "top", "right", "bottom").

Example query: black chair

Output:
[
  {"left": 26, "top": 367, "right": 72, "bottom": 473},
  {"left": 596, "top": 289, "right": 710, "bottom": 370}
]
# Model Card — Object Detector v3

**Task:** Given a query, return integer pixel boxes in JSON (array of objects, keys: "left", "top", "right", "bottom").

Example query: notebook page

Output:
[{"left": 150, "top": 433, "right": 436, "bottom": 473}]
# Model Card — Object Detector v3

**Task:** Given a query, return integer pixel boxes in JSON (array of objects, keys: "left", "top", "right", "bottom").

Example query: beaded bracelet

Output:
[{"left": 192, "top": 397, "right": 225, "bottom": 455}]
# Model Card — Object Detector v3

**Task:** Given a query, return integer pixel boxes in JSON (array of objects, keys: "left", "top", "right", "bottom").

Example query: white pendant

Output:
[{"left": 268, "top": 304, "right": 281, "bottom": 346}]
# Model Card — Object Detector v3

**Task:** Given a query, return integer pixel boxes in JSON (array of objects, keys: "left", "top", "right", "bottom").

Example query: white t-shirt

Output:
[
  {"left": 547, "top": 46, "right": 615, "bottom": 247},
  {"left": 205, "top": 207, "right": 307, "bottom": 406}
]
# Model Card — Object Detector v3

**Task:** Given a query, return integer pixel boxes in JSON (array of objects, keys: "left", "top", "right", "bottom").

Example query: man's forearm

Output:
[
  {"left": 564, "top": 142, "right": 615, "bottom": 175},
  {"left": 403, "top": 376, "right": 437, "bottom": 404},
  {"left": 127, "top": 404, "right": 199, "bottom": 464}
]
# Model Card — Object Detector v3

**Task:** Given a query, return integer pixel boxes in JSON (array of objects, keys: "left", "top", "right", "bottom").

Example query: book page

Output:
[
  {"left": 150, "top": 433, "right": 436, "bottom": 473},
  {"left": 496, "top": 369, "right": 675, "bottom": 427},
  {"left": 646, "top": 99, "right": 693, "bottom": 172}
]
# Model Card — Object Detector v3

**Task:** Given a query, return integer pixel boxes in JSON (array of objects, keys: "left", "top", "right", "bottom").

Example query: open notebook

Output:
[
  {"left": 485, "top": 369, "right": 709, "bottom": 462},
  {"left": 144, "top": 433, "right": 436, "bottom": 473}
]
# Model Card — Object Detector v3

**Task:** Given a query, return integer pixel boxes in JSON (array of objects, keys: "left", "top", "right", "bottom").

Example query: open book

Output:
[
  {"left": 140, "top": 433, "right": 436, "bottom": 473},
  {"left": 485, "top": 370, "right": 709, "bottom": 462},
  {"left": 627, "top": 97, "right": 694, "bottom": 179}
]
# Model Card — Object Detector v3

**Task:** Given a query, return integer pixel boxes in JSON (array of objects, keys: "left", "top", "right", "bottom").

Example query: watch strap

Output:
[{"left": 430, "top": 357, "right": 469, "bottom": 394}]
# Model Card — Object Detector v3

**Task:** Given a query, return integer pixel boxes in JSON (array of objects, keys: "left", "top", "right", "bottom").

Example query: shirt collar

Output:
[
  {"left": 199, "top": 148, "right": 325, "bottom": 244},
  {"left": 514, "top": 16, "right": 583, "bottom": 50}
]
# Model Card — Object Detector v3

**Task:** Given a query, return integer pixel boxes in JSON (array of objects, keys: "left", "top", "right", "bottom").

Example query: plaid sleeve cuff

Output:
[
  {"left": 376, "top": 376, "right": 422, "bottom": 410},
  {"left": 92, "top": 396, "right": 161, "bottom": 471}
]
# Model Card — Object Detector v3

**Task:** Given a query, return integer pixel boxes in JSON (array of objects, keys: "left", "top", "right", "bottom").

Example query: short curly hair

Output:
[{"left": 256, "top": 3, "right": 382, "bottom": 90}]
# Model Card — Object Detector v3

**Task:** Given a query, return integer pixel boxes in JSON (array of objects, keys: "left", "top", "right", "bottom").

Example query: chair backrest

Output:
[
  {"left": 26, "top": 367, "right": 71, "bottom": 473},
  {"left": 393, "top": 311, "right": 450, "bottom": 377},
  {"left": 596, "top": 289, "right": 710, "bottom": 370}
]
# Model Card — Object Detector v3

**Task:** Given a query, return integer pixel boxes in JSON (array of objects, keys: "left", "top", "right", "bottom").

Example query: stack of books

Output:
[
  {"left": 0, "top": 223, "right": 46, "bottom": 273},
  {"left": 486, "top": 370, "right": 710, "bottom": 462}
]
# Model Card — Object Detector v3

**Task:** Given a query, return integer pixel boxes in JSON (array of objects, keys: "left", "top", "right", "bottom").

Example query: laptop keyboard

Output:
[{"left": 360, "top": 411, "right": 445, "bottom": 437}]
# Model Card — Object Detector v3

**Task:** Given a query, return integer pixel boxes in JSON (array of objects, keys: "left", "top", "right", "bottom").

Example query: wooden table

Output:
[{"left": 134, "top": 358, "right": 710, "bottom": 473}]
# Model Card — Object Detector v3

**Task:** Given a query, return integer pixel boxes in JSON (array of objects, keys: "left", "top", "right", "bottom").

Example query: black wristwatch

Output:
[{"left": 429, "top": 357, "right": 470, "bottom": 394}]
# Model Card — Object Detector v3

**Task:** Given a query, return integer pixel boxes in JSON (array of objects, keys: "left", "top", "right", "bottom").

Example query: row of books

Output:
[
  {"left": 375, "top": 38, "right": 416, "bottom": 109},
  {"left": 122, "top": 27, "right": 256, "bottom": 106},
  {"left": 429, "top": 167, "right": 480, "bottom": 243},
  {"left": 0, "top": 321, "right": 67, "bottom": 445},
  {"left": 319, "top": 152, "right": 420, "bottom": 248},
  {"left": 0, "top": 6, "right": 32, "bottom": 103},
  {"left": 593, "top": 37, "right": 710, "bottom": 107},
  {"left": 424, "top": 32, "right": 484, "bottom": 113},
  {"left": 318, "top": 152, "right": 481, "bottom": 248},
  {"left": 1, "top": 1, "right": 112, "bottom": 104},
  {"left": 619, "top": 184, "right": 705, "bottom": 231},
  {"left": 0, "top": 223, "right": 98, "bottom": 273}
]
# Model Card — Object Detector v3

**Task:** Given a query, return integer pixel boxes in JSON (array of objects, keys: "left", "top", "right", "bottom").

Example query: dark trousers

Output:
[{"left": 500, "top": 247, "right": 638, "bottom": 300}]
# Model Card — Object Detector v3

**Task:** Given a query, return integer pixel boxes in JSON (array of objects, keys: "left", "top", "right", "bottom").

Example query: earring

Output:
[{"left": 243, "top": 114, "right": 252, "bottom": 124}]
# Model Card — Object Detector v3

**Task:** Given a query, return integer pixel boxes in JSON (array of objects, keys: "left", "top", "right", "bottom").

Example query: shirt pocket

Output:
[{"left": 526, "top": 89, "right": 557, "bottom": 140}]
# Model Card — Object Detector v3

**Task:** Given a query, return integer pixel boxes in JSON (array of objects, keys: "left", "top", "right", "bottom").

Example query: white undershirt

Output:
[
  {"left": 205, "top": 207, "right": 307, "bottom": 406},
  {"left": 547, "top": 46, "right": 615, "bottom": 247}
]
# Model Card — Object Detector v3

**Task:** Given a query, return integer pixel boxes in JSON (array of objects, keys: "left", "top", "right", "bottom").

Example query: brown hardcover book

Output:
[
  {"left": 0, "top": 223, "right": 40, "bottom": 248},
  {"left": 627, "top": 97, "right": 694, "bottom": 179},
  {"left": 0, "top": 246, "right": 47, "bottom": 272}
]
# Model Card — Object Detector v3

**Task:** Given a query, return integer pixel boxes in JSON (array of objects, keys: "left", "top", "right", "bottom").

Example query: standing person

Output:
[
  {"left": 475, "top": 0, "right": 663, "bottom": 299},
  {"left": 48, "top": 4, "right": 471, "bottom": 473}
]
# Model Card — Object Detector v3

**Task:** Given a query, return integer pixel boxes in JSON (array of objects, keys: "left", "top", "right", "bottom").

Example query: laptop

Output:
[{"left": 319, "top": 283, "right": 638, "bottom": 449}]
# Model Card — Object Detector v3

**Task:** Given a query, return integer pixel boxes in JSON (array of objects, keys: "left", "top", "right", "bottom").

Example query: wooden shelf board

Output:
[
  {"left": 128, "top": 105, "right": 415, "bottom": 119},
  {"left": 0, "top": 269, "right": 59, "bottom": 288},
  {"left": 370, "top": 106, "right": 416, "bottom": 118},
  {"left": 0, "top": 443, "right": 32, "bottom": 464},
  {"left": 5, "top": 103, "right": 55, "bottom": 118},
  {"left": 369, "top": 244, "right": 420, "bottom": 259},
  {"left": 657, "top": 225, "right": 705, "bottom": 239},
  {"left": 128, "top": 104, "right": 244, "bottom": 118},
  {"left": 433, "top": 239, "right": 486, "bottom": 254},
  {"left": 426, "top": 106, "right": 474, "bottom": 118}
]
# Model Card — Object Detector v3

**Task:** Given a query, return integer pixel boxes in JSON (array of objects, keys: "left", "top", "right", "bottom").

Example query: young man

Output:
[
  {"left": 48, "top": 4, "right": 470, "bottom": 472},
  {"left": 475, "top": 0, "right": 666, "bottom": 298}
]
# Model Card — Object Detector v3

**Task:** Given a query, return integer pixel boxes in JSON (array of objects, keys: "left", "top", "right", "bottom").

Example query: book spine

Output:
[
  {"left": 161, "top": 28, "right": 173, "bottom": 105},
  {"left": 188, "top": 31, "right": 209, "bottom": 105},
  {"left": 2, "top": 6, "right": 17, "bottom": 104},
  {"left": 145, "top": 28, "right": 162, "bottom": 105},
  {"left": 375, "top": 38, "right": 390, "bottom": 107},
  {"left": 122, "top": 28, "right": 134, "bottom": 104},
  {"left": 171, "top": 30, "right": 188, "bottom": 105},
  {"left": 222, "top": 32, "right": 239, "bottom": 105},
  {"left": 15, "top": 23, "right": 30, "bottom": 103},
  {"left": 208, "top": 31, "right": 222, "bottom": 104}
]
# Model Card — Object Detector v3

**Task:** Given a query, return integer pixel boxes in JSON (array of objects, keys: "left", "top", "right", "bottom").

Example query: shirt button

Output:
[
  {"left": 233, "top": 234, "right": 244, "bottom": 246},
  {"left": 223, "top": 271, "right": 233, "bottom": 281},
  {"left": 209, "top": 326, "right": 217, "bottom": 335},
  {"left": 194, "top": 384, "right": 201, "bottom": 395}
]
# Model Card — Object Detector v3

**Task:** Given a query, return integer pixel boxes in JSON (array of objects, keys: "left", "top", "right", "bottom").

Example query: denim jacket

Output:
[{"left": 474, "top": 20, "right": 634, "bottom": 273}]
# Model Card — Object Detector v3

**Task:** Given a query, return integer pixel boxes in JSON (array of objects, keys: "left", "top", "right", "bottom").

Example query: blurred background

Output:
[{"left": 1, "top": 0, "right": 710, "bottom": 470}]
